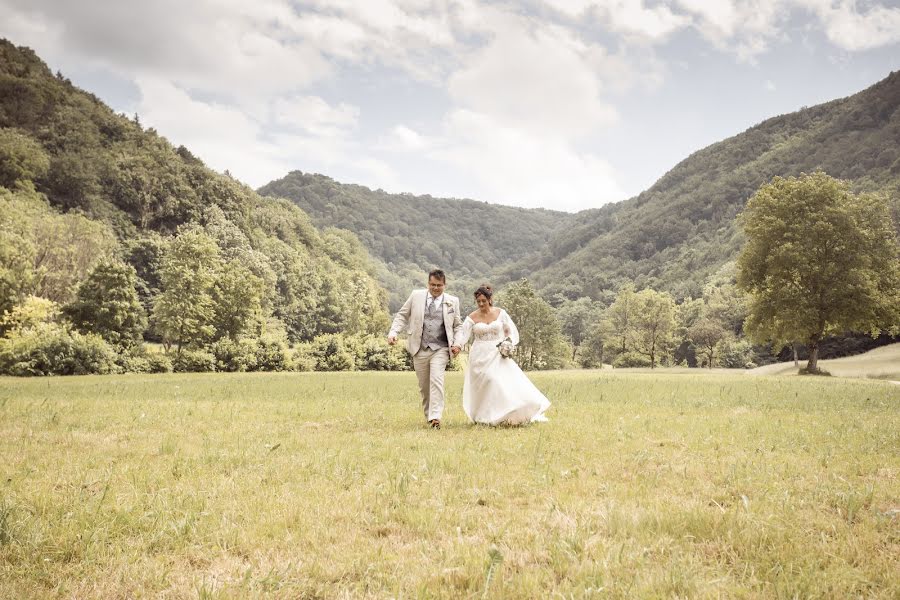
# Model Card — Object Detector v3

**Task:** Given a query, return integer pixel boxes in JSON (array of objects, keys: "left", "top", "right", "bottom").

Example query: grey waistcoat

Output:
[{"left": 421, "top": 298, "right": 448, "bottom": 351}]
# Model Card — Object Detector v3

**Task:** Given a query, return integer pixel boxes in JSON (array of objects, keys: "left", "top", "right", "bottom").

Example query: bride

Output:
[{"left": 451, "top": 285, "right": 551, "bottom": 425}]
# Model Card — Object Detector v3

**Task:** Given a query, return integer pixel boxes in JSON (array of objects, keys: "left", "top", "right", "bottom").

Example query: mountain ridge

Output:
[{"left": 260, "top": 70, "right": 899, "bottom": 306}]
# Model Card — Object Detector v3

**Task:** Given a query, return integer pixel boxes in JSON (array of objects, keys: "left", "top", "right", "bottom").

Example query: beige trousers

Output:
[{"left": 413, "top": 347, "right": 450, "bottom": 421}]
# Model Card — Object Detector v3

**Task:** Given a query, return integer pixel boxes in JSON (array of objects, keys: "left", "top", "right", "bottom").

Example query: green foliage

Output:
[
  {"left": 556, "top": 297, "right": 604, "bottom": 362},
  {"left": 737, "top": 172, "right": 900, "bottom": 371},
  {"left": 210, "top": 261, "right": 266, "bottom": 342},
  {"left": 0, "top": 323, "right": 118, "bottom": 376},
  {"left": 612, "top": 351, "right": 652, "bottom": 368},
  {"left": 0, "top": 127, "right": 49, "bottom": 188},
  {"left": 171, "top": 349, "right": 216, "bottom": 373},
  {"left": 0, "top": 295, "right": 59, "bottom": 334},
  {"left": 0, "top": 40, "right": 391, "bottom": 362},
  {"left": 0, "top": 186, "right": 116, "bottom": 311},
  {"left": 716, "top": 337, "right": 757, "bottom": 369},
  {"left": 603, "top": 283, "right": 638, "bottom": 357},
  {"left": 151, "top": 227, "right": 220, "bottom": 353},
  {"left": 259, "top": 171, "right": 574, "bottom": 310},
  {"left": 496, "top": 279, "right": 571, "bottom": 370},
  {"left": 510, "top": 72, "right": 900, "bottom": 303},
  {"left": 210, "top": 338, "right": 259, "bottom": 372},
  {"left": 254, "top": 333, "right": 290, "bottom": 372},
  {"left": 348, "top": 334, "right": 411, "bottom": 371},
  {"left": 63, "top": 261, "right": 147, "bottom": 349},
  {"left": 304, "top": 334, "right": 356, "bottom": 371},
  {"left": 122, "top": 233, "right": 167, "bottom": 318},
  {"left": 145, "top": 352, "right": 173, "bottom": 373},
  {"left": 688, "top": 318, "right": 730, "bottom": 368},
  {"left": 629, "top": 288, "right": 678, "bottom": 368}
]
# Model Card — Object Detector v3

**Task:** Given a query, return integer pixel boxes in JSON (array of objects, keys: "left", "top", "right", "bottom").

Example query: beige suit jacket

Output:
[{"left": 388, "top": 290, "right": 463, "bottom": 356}]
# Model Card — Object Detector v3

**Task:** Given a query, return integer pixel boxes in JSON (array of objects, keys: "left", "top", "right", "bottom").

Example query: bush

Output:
[
  {"left": 612, "top": 351, "right": 652, "bottom": 368},
  {"left": 171, "top": 349, "right": 216, "bottom": 373},
  {"left": 717, "top": 337, "right": 757, "bottom": 369},
  {"left": 210, "top": 338, "right": 257, "bottom": 372},
  {"left": 308, "top": 334, "right": 355, "bottom": 371},
  {"left": 0, "top": 324, "right": 118, "bottom": 376},
  {"left": 254, "top": 334, "right": 289, "bottom": 372},
  {"left": 116, "top": 353, "right": 150, "bottom": 373},
  {"left": 348, "top": 335, "right": 410, "bottom": 371},
  {"left": 146, "top": 352, "right": 172, "bottom": 373},
  {"left": 289, "top": 343, "right": 316, "bottom": 372}
]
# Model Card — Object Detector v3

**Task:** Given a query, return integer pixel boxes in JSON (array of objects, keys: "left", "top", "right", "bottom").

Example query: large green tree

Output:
[
  {"left": 497, "top": 279, "right": 570, "bottom": 370},
  {"left": 152, "top": 227, "right": 221, "bottom": 354},
  {"left": 629, "top": 288, "right": 677, "bottom": 369},
  {"left": 64, "top": 260, "right": 147, "bottom": 349},
  {"left": 557, "top": 297, "right": 604, "bottom": 361},
  {"left": 737, "top": 172, "right": 900, "bottom": 372}
]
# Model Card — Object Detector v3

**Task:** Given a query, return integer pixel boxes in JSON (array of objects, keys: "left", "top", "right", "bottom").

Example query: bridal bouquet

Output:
[{"left": 496, "top": 337, "right": 516, "bottom": 359}]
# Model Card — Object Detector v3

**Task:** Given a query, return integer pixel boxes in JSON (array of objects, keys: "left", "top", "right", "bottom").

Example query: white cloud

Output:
[
  {"left": 2, "top": 0, "right": 899, "bottom": 214},
  {"left": 448, "top": 23, "right": 619, "bottom": 139},
  {"left": 134, "top": 77, "right": 291, "bottom": 185},
  {"left": 433, "top": 110, "right": 625, "bottom": 211},
  {"left": 271, "top": 96, "right": 359, "bottom": 138},
  {"left": 379, "top": 125, "right": 432, "bottom": 152},
  {"left": 765, "top": 79, "right": 776, "bottom": 91},
  {"left": 804, "top": 0, "right": 900, "bottom": 51},
  {"left": 556, "top": 0, "right": 690, "bottom": 41}
]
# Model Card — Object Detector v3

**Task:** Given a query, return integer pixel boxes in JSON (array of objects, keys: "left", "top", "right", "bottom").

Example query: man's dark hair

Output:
[{"left": 428, "top": 269, "right": 446, "bottom": 283}]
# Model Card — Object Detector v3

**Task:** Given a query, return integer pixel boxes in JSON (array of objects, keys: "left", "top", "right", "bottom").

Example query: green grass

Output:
[{"left": 1, "top": 371, "right": 898, "bottom": 598}]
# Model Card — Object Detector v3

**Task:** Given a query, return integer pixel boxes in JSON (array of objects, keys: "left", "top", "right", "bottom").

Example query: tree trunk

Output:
[
  {"left": 806, "top": 340, "right": 819, "bottom": 372},
  {"left": 792, "top": 343, "right": 799, "bottom": 367}
]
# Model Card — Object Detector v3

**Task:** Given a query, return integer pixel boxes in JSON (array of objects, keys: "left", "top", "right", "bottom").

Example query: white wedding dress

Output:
[{"left": 456, "top": 309, "right": 551, "bottom": 425}]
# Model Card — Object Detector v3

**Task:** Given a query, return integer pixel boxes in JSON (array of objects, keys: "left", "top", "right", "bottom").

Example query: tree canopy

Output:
[{"left": 736, "top": 172, "right": 900, "bottom": 372}]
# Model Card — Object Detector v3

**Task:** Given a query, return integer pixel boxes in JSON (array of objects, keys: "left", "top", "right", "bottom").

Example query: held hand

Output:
[
  {"left": 450, "top": 345, "right": 461, "bottom": 356},
  {"left": 387, "top": 334, "right": 397, "bottom": 346}
]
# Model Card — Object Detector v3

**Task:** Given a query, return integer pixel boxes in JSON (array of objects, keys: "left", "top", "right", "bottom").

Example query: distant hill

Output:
[
  {"left": 261, "top": 73, "right": 900, "bottom": 309},
  {"left": 506, "top": 71, "right": 900, "bottom": 303},
  {"left": 258, "top": 172, "right": 574, "bottom": 310},
  {"left": 0, "top": 39, "right": 389, "bottom": 341}
]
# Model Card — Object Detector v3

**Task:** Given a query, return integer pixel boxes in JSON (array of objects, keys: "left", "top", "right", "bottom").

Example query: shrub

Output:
[
  {"left": 612, "top": 351, "right": 652, "bottom": 368},
  {"left": 309, "top": 334, "right": 355, "bottom": 371},
  {"left": 717, "top": 338, "right": 757, "bottom": 369},
  {"left": 0, "top": 324, "right": 118, "bottom": 376},
  {"left": 171, "top": 350, "right": 216, "bottom": 373},
  {"left": 146, "top": 352, "right": 172, "bottom": 373},
  {"left": 348, "top": 335, "right": 410, "bottom": 371},
  {"left": 116, "top": 353, "right": 150, "bottom": 373},
  {"left": 289, "top": 343, "right": 316, "bottom": 372},
  {"left": 210, "top": 338, "right": 257, "bottom": 372},
  {"left": 254, "top": 334, "right": 289, "bottom": 372}
]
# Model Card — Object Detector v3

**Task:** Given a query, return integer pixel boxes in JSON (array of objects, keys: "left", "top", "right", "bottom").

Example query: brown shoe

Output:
[{"left": 429, "top": 419, "right": 441, "bottom": 429}]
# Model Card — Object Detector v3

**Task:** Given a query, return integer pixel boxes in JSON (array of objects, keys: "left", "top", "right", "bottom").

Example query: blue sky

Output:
[{"left": 2, "top": 0, "right": 899, "bottom": 211}]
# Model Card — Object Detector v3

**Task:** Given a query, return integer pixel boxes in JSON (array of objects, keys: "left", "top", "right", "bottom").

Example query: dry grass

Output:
[
  {"left": 1, "top": 371, "right": 898, "bottom": 598},
  {"left": 749, "top": 342, "right": 900, "bottom": 380}
]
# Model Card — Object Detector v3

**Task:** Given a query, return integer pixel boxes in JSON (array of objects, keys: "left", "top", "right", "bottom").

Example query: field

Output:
[
  {"left": 749, "top": 343, "right": 900, "bottom": 381},
  {"left": 1, "top": 370, "right": 898, "bottom": 598}
]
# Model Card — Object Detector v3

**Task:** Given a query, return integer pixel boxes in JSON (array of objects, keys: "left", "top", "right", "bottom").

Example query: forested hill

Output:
[
  {"left": 258, "top": 172, "right": 574, "bottom": 309},
  {"left": 505, "top": 70, "right": 900, "bottom": 303},
  {"left": 0, "top": 39, "right": 389, "bottom": 343}
]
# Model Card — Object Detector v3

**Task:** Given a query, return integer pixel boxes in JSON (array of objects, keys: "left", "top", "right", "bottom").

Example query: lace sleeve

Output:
[
  {"left": 502, "top": 310, "right": 519, "bottom": 345},
  {"left": 454, "top": 317, "right": 473, "bottom": 347}
]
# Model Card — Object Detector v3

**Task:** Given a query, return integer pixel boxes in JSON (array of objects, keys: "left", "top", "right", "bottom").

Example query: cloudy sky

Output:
[{"left": 2, "top": 1, "right": 899, "bottom": 212}]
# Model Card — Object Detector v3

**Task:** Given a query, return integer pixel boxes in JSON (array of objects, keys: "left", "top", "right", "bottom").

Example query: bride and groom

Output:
[{"left": 387, "top": 269, "right": 551, "bottom": 428}]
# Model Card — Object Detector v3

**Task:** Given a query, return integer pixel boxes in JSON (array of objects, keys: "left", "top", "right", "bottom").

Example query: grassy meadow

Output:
[{"left": 1, "top": 370, "right": 898, "bottom": 598}]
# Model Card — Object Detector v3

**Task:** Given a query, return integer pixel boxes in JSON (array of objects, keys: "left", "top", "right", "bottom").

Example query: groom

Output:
[{"left": 387, "top": 269, "right": 463, "bottom": 429}]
